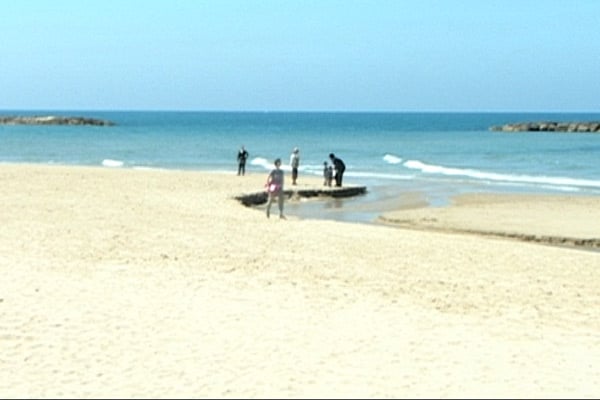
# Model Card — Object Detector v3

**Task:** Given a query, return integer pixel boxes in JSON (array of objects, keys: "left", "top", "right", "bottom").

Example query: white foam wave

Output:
[
  {"left": 249, "top": 157, "right": 272, "bottom": 170},
  {"left": 250, "top": 157, "right": 297, "bottom": 172},
  {"left": 345, "top": 171, "right": 414, "bottom": 180},
  {"left": 301, "top": 163, "right": 333, "bottom": 175},
  {"left": 102, "top": 159, "right": 124, "bottom": 168},
  {"left": 383, "top": 154, "right": 403, "bottom": 164},
  {"left": 403, "top": 160, "right": 600, "bottom": 189}
]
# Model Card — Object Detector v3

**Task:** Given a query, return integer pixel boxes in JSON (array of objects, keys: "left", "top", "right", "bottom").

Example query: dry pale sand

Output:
[{"left": 0, "top": 164, "right": 599, "bottom": 399}]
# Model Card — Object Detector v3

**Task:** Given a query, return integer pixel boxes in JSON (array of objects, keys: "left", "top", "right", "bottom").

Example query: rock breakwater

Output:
[
  {"left": 235, "top": 185, "right": 367, "bottom": 207},
  {"left": 0, "top": 116, "right": 115, "bottom": 126},
  {"left": 490, "top": 121, "right": 600, "bottom": 133}
]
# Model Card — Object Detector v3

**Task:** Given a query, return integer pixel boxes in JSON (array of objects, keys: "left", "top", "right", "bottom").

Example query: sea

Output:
[{"left": 2, "top": 111, "right": 599, "bottom": 222}]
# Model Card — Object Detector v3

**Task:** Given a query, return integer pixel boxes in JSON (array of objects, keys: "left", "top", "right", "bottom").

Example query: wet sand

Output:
[{"left": 379, "top": 192, "right": 600, "bottom": 251}]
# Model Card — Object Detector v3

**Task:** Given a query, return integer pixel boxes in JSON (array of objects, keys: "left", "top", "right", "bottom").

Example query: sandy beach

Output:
[{"left": 1, "top": 164, "right": 599, "bottom": 398}]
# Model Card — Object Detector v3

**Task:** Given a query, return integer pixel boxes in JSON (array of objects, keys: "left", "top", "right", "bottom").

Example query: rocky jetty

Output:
[
  {"left": 235, "top": 185, "right": 367, "bottom": 207},
  {"left": 0, "top": 115, "right": 115, "bottom": 126},
  {"left": 490, "top": 121, "right": 600, "bottom": 133}
]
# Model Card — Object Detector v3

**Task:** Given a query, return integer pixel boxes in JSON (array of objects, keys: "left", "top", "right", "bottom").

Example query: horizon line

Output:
[{"left": 2, "top": 108, "right": 600, "bottom": 114}]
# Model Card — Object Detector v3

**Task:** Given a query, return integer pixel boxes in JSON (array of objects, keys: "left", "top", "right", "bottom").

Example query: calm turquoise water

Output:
[{"left": 2, "top": 111, "right": 599, "bottom": 221}]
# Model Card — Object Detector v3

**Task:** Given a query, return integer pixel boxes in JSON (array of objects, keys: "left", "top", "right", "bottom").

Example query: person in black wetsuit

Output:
[
  {"left": 329, "top": 153, "right": 346, "bottom": 187},
  {"left": 237, "top": 145, "right": 249, "bottom": 176}
]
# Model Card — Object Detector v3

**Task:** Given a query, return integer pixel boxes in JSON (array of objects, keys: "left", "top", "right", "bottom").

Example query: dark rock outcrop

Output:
[
  {"left": 235, "top": 186, "right": 367, "bottom": 207},
  {"left": 490, "top": 121, "right": 600, "bottom": 133},
  {"left": 0, "top": 116, "right": 115, "bottom": 126}
]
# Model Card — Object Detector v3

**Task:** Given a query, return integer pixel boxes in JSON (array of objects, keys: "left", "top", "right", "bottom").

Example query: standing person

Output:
[
  {"left": 290, "top": 147, "right": 300, "bottom": 185},
  {"left": 265, "top": 158, "right": 285, "bottom": 219},
  {"left": 237, "top": 145, "right": 249, "bottom": 176},
  {"left": 329, "top": 153, "right": 346, "bottom": 187}
]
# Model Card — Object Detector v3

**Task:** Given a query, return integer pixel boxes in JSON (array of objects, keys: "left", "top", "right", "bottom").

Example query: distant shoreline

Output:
[{"left": 0, "top": 115, "right": 115, "bottom": 126}]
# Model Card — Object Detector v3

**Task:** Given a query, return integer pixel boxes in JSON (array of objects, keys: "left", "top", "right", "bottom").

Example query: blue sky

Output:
[{"left": 1, "top": 0, "right": 599, "bottom": 112}]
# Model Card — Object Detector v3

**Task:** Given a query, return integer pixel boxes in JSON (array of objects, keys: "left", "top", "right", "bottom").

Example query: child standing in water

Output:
[{"left": 323, "top": 161, "right": 333, "bottom": 187}]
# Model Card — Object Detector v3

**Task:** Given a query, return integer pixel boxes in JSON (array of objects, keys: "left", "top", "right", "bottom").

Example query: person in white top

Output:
[{"left": 290, "top": 147, "right": 300, "bottom": 185}]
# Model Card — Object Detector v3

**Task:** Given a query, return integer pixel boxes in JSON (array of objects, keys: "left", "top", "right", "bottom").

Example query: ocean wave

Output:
[
  {"left": 250, "top": 157, "right": 271, "bottom": 169},
  {"left": 251, "top": 157, "right": 325, "bottom": 174},
  {"left": 102, "top": 159, "right": 124, "bottom": 168},
  {"left": 403, "top": 159, "right": 600, "bottom": 189},
  {"left": 383, "top": 154, "right": 403, "bottom": 164},
  {"left": 345, "top": 171, "right": 414, "bottom": 180},
  {"left": 250, "top": 157, "right": 292, "bottom": 172}
]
